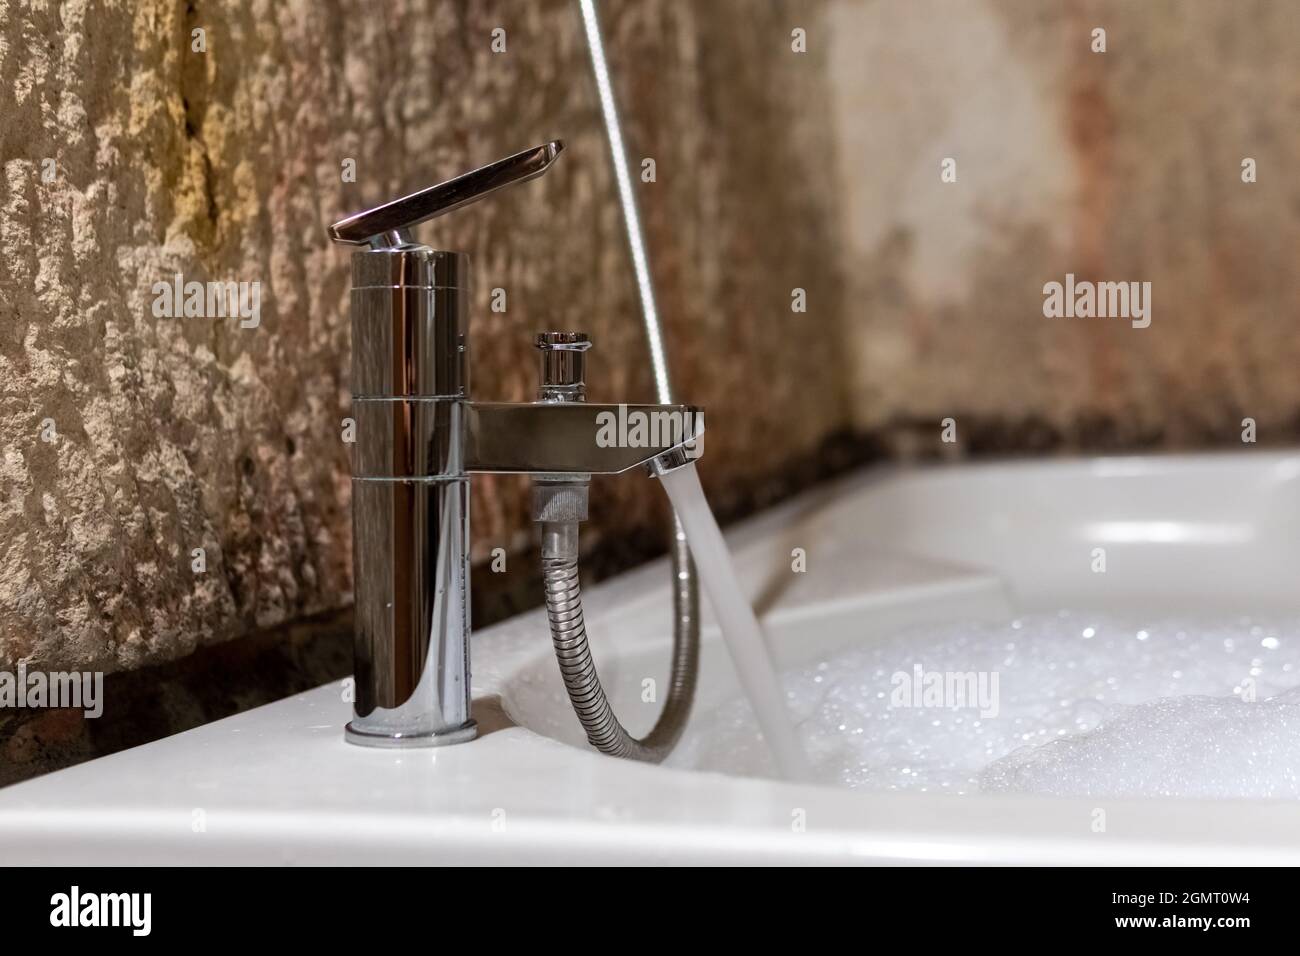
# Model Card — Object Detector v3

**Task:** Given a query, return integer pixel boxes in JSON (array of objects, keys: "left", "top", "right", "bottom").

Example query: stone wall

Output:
[
  {"left": 0, "top": 0, "right": 846, "bottom": 678},
  {"left": 827, "top": 0, "right": 1300, "bottom": 449}
]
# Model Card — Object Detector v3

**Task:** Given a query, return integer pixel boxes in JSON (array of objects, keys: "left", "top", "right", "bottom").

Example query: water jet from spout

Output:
[{"left": 657, "top": 463, "right": 812, "bottom": 781}]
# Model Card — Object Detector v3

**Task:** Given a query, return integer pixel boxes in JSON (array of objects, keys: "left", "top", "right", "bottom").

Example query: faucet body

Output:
[
  {"left": 346, "top": 245, "right": 476, "bottom": 746},
  {"left": 331, "top": 143, "right": 701, "bottom": 747}
]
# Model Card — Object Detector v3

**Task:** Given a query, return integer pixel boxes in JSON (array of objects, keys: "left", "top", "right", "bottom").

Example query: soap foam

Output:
[
  {"left": 981, "top": 688, "right": 1300, "bottom": 798},
  {"left": 674, "top": 610, "right": 1300, "bottom": 799}
]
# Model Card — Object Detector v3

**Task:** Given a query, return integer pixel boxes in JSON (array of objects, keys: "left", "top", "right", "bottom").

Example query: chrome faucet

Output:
[{"left": 328, "top": 141, "right": 702, "bottom": 747}]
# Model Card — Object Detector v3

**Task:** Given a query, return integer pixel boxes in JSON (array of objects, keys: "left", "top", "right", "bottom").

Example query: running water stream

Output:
[{"left": 658, "top": 463, "right": 812, "bottom": 781}]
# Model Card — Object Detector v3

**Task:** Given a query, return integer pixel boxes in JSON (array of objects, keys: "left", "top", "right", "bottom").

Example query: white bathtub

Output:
[{"left": 3, "top": 451, "right": 1299, "bottom": 864}]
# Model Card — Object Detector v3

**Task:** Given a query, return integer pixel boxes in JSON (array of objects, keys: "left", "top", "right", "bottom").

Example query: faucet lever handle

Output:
[{"left": 328, "top": 140, "right": 564, "bottom": 248}]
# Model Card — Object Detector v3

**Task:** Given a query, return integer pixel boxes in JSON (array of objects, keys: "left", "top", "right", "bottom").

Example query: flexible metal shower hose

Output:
[
  {"left": 569, "top": 0, "right": 700, "bottom": 763},
  {"left": 541, "top": 518, "right": 699, "bottom": 762}
]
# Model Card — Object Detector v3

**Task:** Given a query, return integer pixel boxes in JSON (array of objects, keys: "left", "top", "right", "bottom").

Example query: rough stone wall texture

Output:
[
  {"left": 0, "top": 0, "right": 846, "bottom": 678},
  {"left": 828, "top": 0, "right": 1300, "bottom": 447}
]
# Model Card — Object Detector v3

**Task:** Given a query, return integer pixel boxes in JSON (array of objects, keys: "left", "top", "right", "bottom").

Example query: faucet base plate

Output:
[{"left": 344, "top": 720, "right": 478, "bottom": 749}]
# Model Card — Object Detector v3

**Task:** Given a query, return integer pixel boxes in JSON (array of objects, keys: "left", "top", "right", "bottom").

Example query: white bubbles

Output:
[
  {"left": 982, "top": 690, "right": 1300, "bottom": 799},
  {"left": 677, "top": 610, "right": 1300, "bottom": 799}
]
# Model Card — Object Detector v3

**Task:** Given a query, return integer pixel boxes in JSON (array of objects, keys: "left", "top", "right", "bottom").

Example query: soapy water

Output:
[{"left": 673, "top": 610, "right": 1300, "bottom": 799}]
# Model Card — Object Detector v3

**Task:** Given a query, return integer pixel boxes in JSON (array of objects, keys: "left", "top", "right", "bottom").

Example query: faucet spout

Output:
[{"left": 465, "top": 402, "right": 703, "bottom": 475}]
